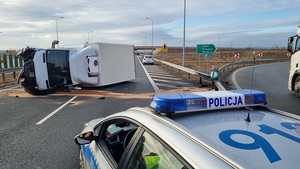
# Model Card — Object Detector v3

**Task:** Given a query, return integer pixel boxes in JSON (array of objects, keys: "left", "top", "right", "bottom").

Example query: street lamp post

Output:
[
  {"left": 218, "top": 37, "right": 222, "bottom": 58},
  {"left": 146, "top": 17, "right": 153, "bottom": 55},
  {"left": 183, "top": 0, "right": 186, "bottom": 67},
  {"left": 88, "top": 31, "right": 93, "bottom": 42},
  {"left": 56, "top": 17, "right": 63, "bottom": 46}
]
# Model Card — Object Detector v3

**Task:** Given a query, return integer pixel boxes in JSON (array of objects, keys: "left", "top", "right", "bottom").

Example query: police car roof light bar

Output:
[{"left": 149, "top": 89, "right": 267, "bottom": 114}]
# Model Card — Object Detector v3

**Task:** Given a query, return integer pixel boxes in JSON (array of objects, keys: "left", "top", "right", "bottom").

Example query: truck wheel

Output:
[{"left": 294, "top": 76, "right": 300, "bottom": 98}]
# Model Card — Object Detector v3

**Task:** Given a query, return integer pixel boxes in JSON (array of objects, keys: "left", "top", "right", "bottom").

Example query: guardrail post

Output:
[
  {"left": 13, "top": 71, "right": 16, "bottom": 79},
  {"left": 2, "top": 73, "right": 5, "bottom": 81}
]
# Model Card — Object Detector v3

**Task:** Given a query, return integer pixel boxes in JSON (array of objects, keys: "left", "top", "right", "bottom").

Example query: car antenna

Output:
[
  {"left": 245, "top": 112, "right": 251, "bottom": 122},
  {"left": 245, "top": 52, "right": 257, "bottom": 123}
]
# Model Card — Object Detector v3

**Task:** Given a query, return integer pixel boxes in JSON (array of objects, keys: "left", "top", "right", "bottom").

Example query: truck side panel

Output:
[{"left": 90, "top": 43, "right": 136, "bottom": 86}]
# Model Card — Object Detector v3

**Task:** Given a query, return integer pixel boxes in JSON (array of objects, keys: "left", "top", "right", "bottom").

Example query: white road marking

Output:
[
  {"left": 231, "top": 64, "right": 267, "bottom": 90},
  {"left": 36, "top": 96, "right": 78, "bottom": 125},
  {"left": 231, "top": 68, "right": 242, "bottom": 90}
]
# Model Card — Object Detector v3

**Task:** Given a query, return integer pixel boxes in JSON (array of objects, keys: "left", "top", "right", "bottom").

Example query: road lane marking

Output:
[
  {"left": 231, "top": 64, "right": 267, "bottom": 90},
  {"left": 36, "top": 96, "right": 78, "bottom": 125},
  {"left": 231, "top": 68, "right": 242, "bottom": 90}
]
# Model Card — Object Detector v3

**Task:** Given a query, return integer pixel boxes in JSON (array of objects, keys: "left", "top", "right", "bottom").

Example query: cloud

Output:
[{"left": 0, "top": 0, "right": 299, "bottom": 49}]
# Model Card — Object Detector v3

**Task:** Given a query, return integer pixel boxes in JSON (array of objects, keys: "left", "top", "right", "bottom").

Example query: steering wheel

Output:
[{"left": 123, "top": 129, "right": 137, "bottom": 150}]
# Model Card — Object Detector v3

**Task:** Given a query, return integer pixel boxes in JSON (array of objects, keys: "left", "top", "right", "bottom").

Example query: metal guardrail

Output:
[
  {"left": 155, "top": 58, "right": 290, "bottom": 91},
  {"left": 155, "top": 59, "right": 212, "bottom": 86},
  {"left": 0, "top": 67, "right": 22, "bottom": 81},
  {"left": 218, "top": 59, "right": 290, "bottom": 75},
  {"left": 156, "top": 59, "right": 198, "bottom": 76}
]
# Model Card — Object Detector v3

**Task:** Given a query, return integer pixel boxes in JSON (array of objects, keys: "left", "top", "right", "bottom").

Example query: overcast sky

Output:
[{"left": 0, "top": 0, "right": 299, "bottom": 50}]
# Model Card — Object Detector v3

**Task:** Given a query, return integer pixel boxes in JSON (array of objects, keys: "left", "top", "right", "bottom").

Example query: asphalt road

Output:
[
  {"left": 0, "top": 56, "right": 200, "bottom": 169},
  {"left": 0, "top": 56, "right": 155, "bottom": 169},
  {"left": 230, "top": 62, "right": 300, "bottom": 116}
]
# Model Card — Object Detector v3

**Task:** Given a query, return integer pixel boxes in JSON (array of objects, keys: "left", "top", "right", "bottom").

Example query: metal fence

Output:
[
  {"left": 0, "top": 54, "right": 23, "bottom": 69},
  {"left": 0, "top": 54, "right": 23, "bottom": 81}
]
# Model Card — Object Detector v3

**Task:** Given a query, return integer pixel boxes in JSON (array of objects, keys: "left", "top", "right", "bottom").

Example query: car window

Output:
[
  {"left": 296, "top": 37, "right": 300, "bottom": 52},
  {"left": 97, "top": 121, "right": 138, "bottom": 164},
  {"left": 126, "top": 131, "right": 188, "bottom": 169}
]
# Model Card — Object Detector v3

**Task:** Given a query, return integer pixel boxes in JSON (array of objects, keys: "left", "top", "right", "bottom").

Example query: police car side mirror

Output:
[{"left": 74, "top": 132, "right": 95, "bottom": 145}]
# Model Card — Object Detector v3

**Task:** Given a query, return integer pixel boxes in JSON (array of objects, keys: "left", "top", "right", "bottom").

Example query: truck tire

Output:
[{"left": 294, "top": 76, "right": 300, "bottom": 98}]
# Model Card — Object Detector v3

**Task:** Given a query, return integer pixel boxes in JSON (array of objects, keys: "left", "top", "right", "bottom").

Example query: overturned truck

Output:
[{"left": 18, "top": 43, "right": 136, "bottom": 95}]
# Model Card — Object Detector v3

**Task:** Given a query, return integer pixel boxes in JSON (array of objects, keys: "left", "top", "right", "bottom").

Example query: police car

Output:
[{"left": 74, "top": 89, "right": 300, "bottom": 169}]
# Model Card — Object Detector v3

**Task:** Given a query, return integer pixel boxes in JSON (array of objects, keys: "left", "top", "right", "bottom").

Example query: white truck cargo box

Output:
[{"left": 87, "top": 43, "right": 136, "bottom": 86}]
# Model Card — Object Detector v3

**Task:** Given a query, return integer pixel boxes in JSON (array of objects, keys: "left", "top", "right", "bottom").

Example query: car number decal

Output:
[{"left": 219, "top": 122, "right": 300, "bottom": 163}]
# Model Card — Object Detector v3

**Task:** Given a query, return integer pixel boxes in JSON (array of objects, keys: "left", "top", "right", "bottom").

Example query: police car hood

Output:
[{"left": 173, "top": 107, "right": 300, "bottom": 169}]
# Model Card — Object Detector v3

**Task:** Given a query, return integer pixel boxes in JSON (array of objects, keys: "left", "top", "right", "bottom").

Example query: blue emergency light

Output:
[{"left": 149, "top": 89, "right": 267, "bottom": 114}]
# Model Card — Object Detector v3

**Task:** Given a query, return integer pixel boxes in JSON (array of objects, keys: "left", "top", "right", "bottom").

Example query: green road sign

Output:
[
  {"left": 197, "top": 44, "right": 217, "bottom": 57},
  {"left": 210, "top": 68, "right": 220, "bottom": 80}
]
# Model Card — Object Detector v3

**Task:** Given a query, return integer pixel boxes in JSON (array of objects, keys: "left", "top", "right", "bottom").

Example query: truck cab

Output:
[
  {"left": 287, "top": 22, "right": 300, "bottom": 97},
  {"left": 19, "top": 48, "right": 79, "bottom": 95}
]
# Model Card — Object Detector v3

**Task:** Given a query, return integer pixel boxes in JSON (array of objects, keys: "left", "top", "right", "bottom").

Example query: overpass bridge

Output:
[
  {"left": 133, "top": 46, "right": 160, "bottom": 50},
  {"left": 134, "top": 46, "right": 162, "bottom": 55}
]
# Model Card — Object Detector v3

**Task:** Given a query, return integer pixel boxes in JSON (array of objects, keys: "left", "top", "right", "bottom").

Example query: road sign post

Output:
[{"left": 162, "top": 43, "right": 168, "bottom": 60}]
